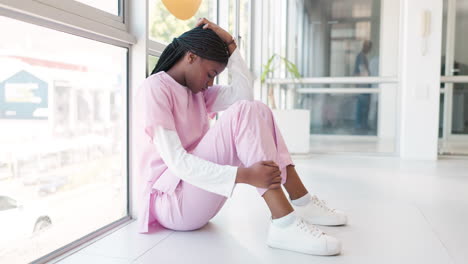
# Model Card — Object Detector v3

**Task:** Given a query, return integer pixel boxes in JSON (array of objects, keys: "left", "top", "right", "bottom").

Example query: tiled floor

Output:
[{"left": 55, "top": 155, "right": 468, "bottom": 264}]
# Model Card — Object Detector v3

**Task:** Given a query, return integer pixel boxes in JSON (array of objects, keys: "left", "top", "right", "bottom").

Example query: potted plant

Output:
[
  {"left": 260, "top": 54, "right": 301, "bottom": 109},
  {"left": 260, "top": 54, "right": 310, "bottom": 154}
]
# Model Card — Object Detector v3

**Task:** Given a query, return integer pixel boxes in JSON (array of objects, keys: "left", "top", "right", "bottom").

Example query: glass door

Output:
[{"left": 440, "top": 0, "right": 468, "bottom": 155}]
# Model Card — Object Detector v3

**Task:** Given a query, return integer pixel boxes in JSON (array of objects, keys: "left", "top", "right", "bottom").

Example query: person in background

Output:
[{"left": 354, "top": 40, "right": 372, "bottom": 133}]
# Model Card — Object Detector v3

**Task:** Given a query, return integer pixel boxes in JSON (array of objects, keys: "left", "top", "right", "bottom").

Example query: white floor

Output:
[
  {"left": 309, "top": 135, "right": 396, "bottom": 153},
  {"left": 54, "top": 155, "right": 468, "bottom": 264}
]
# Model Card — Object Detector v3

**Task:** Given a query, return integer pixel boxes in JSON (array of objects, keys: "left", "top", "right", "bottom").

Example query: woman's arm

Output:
[
  {"left": 154, "top": 126, "right": 238, "bottom": 197},
  {"left": 197, "top": 18, "right": 254, "bottom": 112},
  {"left": 197, "top": 17, "right": 237, "bottom": 55},
  {"left": 209, "top": 48, "right": 254, "bottom": 112}
]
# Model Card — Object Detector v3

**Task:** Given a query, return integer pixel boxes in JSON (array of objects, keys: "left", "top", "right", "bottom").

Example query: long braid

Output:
[
  {"left": 151, "top": 25, "right": 229, "bottom": 75},
  {"left": 151, "top": 38, "right": 186, "bottom": 74}
]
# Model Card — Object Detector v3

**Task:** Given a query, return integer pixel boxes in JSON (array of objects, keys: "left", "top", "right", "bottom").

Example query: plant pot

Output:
[{"left": 272, "top": 109, "right": 310, "bottom": 154}]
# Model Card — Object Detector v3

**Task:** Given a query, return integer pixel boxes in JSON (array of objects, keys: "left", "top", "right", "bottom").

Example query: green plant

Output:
[
  {"left": 260, "top": 54, "right": 301, "bottom": 108},
  {"left": 260, "top": 54, "right": 301, "bottom": 84}
]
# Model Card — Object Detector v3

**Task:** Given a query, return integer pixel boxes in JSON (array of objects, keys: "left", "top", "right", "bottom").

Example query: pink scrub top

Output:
[{"left": 133, "top": 71, "right": 220, "bottom": 233}]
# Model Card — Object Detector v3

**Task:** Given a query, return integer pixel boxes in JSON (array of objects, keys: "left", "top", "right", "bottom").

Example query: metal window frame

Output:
[
  {"left": 148, "top": 41, "right": 165, "bottom": 57},
  {"left": 32, "top": 217, "right": 132, "bottom": 264},
  {"left": 35, "top": 0, "right": 125, "bottom": 25},
  {"left": 0, "top": 0, "right": 135, "bottom": 45},
  {"left": 441, "top": 76, "right": 468, "bottom": 83}
]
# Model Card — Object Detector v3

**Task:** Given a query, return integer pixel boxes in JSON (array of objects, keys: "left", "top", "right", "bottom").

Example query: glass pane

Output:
[
  {"left": 148, "top": 56, "right": 160, "bottom": 76},
  {"left": 439, "top": 84, "right": 468, "bottom": 136},
  {"left": 439, "top": 85, "right": 468, "bottom": 154},
  {"left": 149, "top": 0, "right": 217, "bottom": 44},
  {"left": 439, "top": 91, "right": 445, "bottom": 138},
  {"left": 452, "top": 84, "right": 468, "bottom": 134},
  {"left": 442, "top": 0, "right": 468, "bottom": 76},
  {"left": 216, "top": 0, "right": 237, "bottom": 85},
  {"left": 228, "top": 0, "right": 235, "bottom": 34},
  {"left": 441, "top": 0, "right": 468, "bottom": 141},
  {"left": 0, "top": 16, "right": 127, "bottom": 263},
  {"left": 293, "top": 84, "right": 397, "bottom": 153},
  {"left": 298, "top": 93, "right": 377, "bottom": 136},
  {"left": 74, "top": 0, "right": 120, "bottom": 16},
  {"left": 239, "top": 0, "right": 251, "bottom": 63},
  {"left": 454, "top": 0, "right": 468, "bottom": 76},
  {"left": 447, "top": 0, "right": 468, "bottom": 136},
  {"left": 297, "top": 0, "right": 381, "bottom": 77}
]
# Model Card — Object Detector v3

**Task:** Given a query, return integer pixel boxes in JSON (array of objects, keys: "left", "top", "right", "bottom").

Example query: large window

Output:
[{"left": 0, "top": 16, "right": 128, "bottom": 263}]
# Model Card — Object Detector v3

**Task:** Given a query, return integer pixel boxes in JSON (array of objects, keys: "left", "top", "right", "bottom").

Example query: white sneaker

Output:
[
  {"left": 266, "top": 217, "right": 341, "bottom": 256},
  {"left": 293, "top": 195, "right": 347, "bottom": 226}
]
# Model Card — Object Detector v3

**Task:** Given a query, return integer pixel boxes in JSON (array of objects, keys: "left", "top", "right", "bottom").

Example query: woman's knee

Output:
[{"left": 230, "top": 100, "right": 272, "bottom": 115}]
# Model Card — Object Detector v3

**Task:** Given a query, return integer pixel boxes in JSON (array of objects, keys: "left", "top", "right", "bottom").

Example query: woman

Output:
[{"left": 133, "top": 18, "right": 347, "bottom": 256}]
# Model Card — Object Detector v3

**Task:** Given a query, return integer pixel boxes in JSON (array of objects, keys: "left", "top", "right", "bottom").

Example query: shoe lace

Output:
[
  {"left": 296, "top": 218, "right": 324, "bottom": 238},
  {"left": 311, "top": 195, "right": 336, "bottom": 213}
]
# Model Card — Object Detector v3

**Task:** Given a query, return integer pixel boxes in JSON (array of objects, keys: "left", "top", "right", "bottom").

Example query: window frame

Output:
[
  {"left": 35, "top": 0, "right": 125, "bottom": 28},
  {"left": 0, "top": 0, "right": 135, "bottom": 45}
]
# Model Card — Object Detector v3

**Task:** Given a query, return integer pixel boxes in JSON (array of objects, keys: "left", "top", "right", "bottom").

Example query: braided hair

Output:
[{"left": 151, "top": 25, "right": 230, "bottom": 75}]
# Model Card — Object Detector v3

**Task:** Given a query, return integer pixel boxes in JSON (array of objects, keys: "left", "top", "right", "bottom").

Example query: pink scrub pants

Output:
[{"left": 150, "top": 100, "right": 293, "bottom": 231}]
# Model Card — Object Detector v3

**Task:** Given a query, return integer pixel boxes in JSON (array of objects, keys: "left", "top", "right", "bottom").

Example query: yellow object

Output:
[{"left": 161, "top": 0, "right": 202, "bottom": 20}]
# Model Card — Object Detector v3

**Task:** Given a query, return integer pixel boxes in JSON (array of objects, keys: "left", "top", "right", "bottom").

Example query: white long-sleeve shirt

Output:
[{"left": 152, "top": 48, "right": 254, "bottom": 198}]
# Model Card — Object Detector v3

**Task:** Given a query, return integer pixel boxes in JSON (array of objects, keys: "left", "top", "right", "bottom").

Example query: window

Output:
[
  {"left": 148, "top": 55, "right": 160, "bottom": 76},
  {"left": 74, "top": 0, "right": 121, "bottom": 15},
  {"left": 291, "top": 0, "right": 384, "bottom": 136},
  {"left": 440, "top": 0, "right": 468, "bottom": 136},
  {"left": 0, "top": 16, "right": 128, "bottom": 263},
  {"left": 149, "top": 0, "right": 217, "bottom": 44},
  {"left": 439, "top": 0, "right": 468, "bottom": 155},
  {"left": 239, "top": 0, "right": 251, "bottom": 62},
  {"left": 301, "top": 0, "right": 381, "bottom": 78}
]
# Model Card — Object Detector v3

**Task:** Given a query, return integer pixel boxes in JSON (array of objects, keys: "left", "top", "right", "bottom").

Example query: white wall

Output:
[{"left": 399, "top": 0, "right": 443, "bottom": 160}]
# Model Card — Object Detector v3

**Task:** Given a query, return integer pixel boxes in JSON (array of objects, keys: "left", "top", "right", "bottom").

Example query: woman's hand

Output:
[
  {"left": 196, "top": 17, "right": 237, "bottom": 54},
  {"left": 196, "top": 17, "right": 232, "bottom": 43},
  {"left": 236, "top": 161, "right": 283, "bottom": 190}
]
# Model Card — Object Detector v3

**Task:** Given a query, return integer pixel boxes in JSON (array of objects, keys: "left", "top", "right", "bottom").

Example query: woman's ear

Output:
[{"left": 187, "top": 52, "right": 198, "bottom": 64}]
